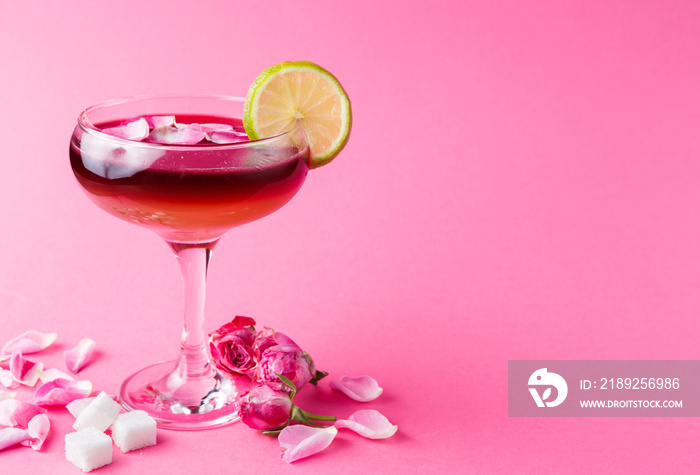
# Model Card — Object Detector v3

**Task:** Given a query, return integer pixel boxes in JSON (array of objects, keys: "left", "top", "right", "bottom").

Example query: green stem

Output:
[
  {"left": 291, "top": 405, "right": 336, "bottom": 427},
  {"left": 302, "top": 410, "right": 337, "bottom": 422}
]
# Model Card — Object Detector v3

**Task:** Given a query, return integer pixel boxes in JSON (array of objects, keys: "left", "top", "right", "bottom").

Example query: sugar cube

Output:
[
  {"left": 73, "top": 391, "right": 122, "bottom": 432},
  {"left": 111, "top": 410, "right": 157, "bottom": 453},
  {"left": 66, "top": 397, "right": 95, "bottom": 418},
  {"left": 65, "top": 427, "right": 113, "bottom": 472}
]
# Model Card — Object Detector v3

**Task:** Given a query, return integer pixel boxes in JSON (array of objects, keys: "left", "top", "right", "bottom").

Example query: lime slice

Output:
[{"left": 243, "top": 61, "right": 352, "bottom": 168}]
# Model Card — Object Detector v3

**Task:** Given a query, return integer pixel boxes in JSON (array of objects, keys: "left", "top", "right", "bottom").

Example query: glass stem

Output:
[{"left": 168, "top": 240, "right": 219, "bottom": 382}]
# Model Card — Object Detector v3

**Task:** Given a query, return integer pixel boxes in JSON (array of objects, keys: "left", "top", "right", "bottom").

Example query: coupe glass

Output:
[{"left": 69, "top": 94, "right": 309, "bottom": 430}]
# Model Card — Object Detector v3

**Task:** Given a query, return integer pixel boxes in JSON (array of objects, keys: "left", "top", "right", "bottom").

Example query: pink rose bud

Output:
[
  {"left": 254, "top": 344, "right": 314, "bottom": 390},
  {"left": 253, "top": 328, "right": 300, "bottom": 355},
  {"left": 209, "top": 316, "right": 258, "bottom": 376},
  {"left": 238, "top": 383, "right": 293, "bottom": 432}
]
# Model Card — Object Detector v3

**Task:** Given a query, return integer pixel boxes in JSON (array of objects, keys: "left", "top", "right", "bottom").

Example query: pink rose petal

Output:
[
  {"left": 0, "top": 354, "right": 9, "bottom": 364},
  {"left": 143, "top": 115, "right": 176, "bottom": 128},
  {"left": 22, "top": 413, "right": 50, "bottom": 450},
  {"left": 207, "top": 130, "right": 248, "bottom": 144},
  {"left": 0, "top": 370, "right": 17, "bottom": 389},
  {"left": 0, "top": 391, "right": 17, "bottom": 402},
  {"left": 34, "top": 378, "right": 92, "bottom": 406},
  {"left": 329, "top": 375, "right": 383, "bottom": 402},
  {"left": 64, "top": 338, "right": 96, "bottom": 374},
  {"left": 148, "top": 125, "right": 206, "bottom": 144},
  {"left": 0, "top": 399, "right": 47, "bottom": 427},
  {"left": 175, "top": 122, "right": 203, "bottom": 131},
  {"left": 0, "top": 413, "right": 51, "bottom": 452},
  {"left": 279, "top": 425, "right": 337, "bottom": 463},
  {"left": 199, "top": 123, "right": 234, "bottom": 133},
  {"left": 0, "top": 427, "right": 32, "bottom": 451},
  {"left": 38, "top": 367, "right": 75, "bottom": 383},
  {"left": 9, "top": 350, "right": 43, "bottom": 387},
  {"left": 1, "top": 330, "right": 57, "bottom": 355},
  {"left": 102, "top": 118, "right": 150, "bottom": 141},
  {"left": 334, "top": 409, "right": 398, "bottom": 439}
]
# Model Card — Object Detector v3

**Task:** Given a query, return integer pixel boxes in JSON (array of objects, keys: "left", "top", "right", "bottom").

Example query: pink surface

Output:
[{"left": 1, "top": 0, "right": 700, "bottom": 473}]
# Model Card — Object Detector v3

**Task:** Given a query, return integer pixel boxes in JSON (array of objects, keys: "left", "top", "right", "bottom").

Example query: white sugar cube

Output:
[
  {"left": 65, "top": 427, "right": 113, "bottom": 472},
  {"left": 73, "top": 391, "right": 122, "bottom": 432},
  {"left": 66, "top": 397, "right": 95, "bottom": 418},
  {"left": 111, "top": 410, "right": 157, "bottom": 453}
]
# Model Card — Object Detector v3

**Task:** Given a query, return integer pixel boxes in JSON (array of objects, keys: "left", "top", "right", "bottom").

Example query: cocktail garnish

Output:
[
  {"left": 143, "top": 115, "right": 175, "bottom": 128},
  {"left": 198, "top": 123, "right": 234, "bottom": 133},
  {"left": 243, "top": 61, "right": 352, "bottom": 168},
  {"left": 99, "top": 116, "right": 249, "bottom": 145},
  {"left": 207, "top": 129, "right": 248, "bottom": 144},
  {"left": 102, "top": 118, "right": 150, "bottom": 141}
]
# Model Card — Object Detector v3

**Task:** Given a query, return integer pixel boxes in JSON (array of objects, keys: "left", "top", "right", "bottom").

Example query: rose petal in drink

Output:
[
  {"left": 34, "top": 378, "right": 92, "bottom": 406},
  {"left": 1, "top": 330, "right": 58, "bottom": 356},
  {"left": 64, "top": 338, "right": 96, "bottom": 374},
  {"left": 329, "top": 375, "right": 383, "bottom": 402},
  {"left": 9, "top": 350, "right": 43, "bottom": 387},
  {"left": 143, "top": 115, "right": 176, "bottom": 128},
  {"left": 207, "top": 130, "right": 248, "bottom": 144},
  {"left": 175, "top": 122, "right": 203, "bottom": 131},
  {"left": 278, "top": 425, "right": 337, "bottom": 463},
  {"left": 102, "top": 118, "right": 150, "bottom": 141},
  {"left": 199, "top": 123, "right": 234, "bottom": 133},
  {"left": 148, "top": 125, "right": 206, "bottom": 145}
]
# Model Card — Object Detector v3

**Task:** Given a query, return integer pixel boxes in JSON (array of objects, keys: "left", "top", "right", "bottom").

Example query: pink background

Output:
[{"left": 1, "top": 1, "right": 700, "bottom": 473}]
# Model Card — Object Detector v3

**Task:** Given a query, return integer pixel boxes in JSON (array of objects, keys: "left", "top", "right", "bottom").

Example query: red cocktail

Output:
[{"left": 70, "top": 95, "right": 310, "bottom": 429}]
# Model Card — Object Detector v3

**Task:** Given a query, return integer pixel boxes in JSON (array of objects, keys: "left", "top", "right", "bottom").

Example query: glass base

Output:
[{"left": 119, "top": 360, "right": 249, "bottom": 430}]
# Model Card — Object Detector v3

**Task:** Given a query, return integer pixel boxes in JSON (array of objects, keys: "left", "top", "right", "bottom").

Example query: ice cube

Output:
[
  {"left": 65, "top": 427, "right": 113, "bottom": 472},
  {"left": 73, "top": 391, "right": 121, "bottom": 432},
  {"left": 110, "top": 410, "right": 157, "bottom": 453}
]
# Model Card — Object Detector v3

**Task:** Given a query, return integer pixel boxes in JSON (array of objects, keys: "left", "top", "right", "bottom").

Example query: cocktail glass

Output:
[{"left": 69, "top": 94, "right": 309, "bottom": 430}]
